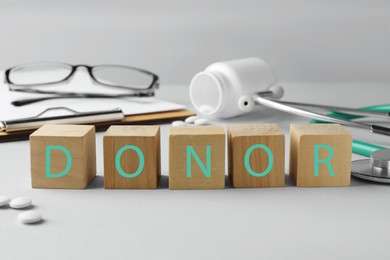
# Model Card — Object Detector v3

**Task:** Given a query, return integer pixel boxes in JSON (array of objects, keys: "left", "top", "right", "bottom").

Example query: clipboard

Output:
[{"left": 0, "top": 109, "right": 195, "bottom": 142}]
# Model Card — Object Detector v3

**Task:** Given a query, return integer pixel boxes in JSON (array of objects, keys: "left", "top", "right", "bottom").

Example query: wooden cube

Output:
[
  {"left": 104, "top": 126, "right": 160, "bottom": 189},
  {"left": 228, "top": 124, "right": 285, "bottom": 188},
  {"left": 169, "top": 126, "right": 225, "bottom": 189},
  {"left": 30, "top": 125, "right": 96, "bottom": 189},
  {"left": 289, "top": 124, "right": 352, "bottom": 187}
]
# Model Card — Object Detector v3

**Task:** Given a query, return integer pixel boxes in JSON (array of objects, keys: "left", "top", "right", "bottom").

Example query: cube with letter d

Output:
[
  {"left": 169, "top": 126, "right": 225, "bottom": 189},
  {"left": 104, "top": 126, "right": 160, "bottom": 189},
  {"left": 289, "top": 124, "right": 352, "bottom": 187},
  {"left": 228, "top": 124, "right": 285, "bottom": 188},
  {"left": 30, "top": 125, "right": 96, "bottom": 189}
]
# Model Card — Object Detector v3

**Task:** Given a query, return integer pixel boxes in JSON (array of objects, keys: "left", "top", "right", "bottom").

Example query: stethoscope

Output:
[
  {"left": 189, "top": 57, "right": 390, "bottom": 184},
  {"left": 253, "top": 85, "right": 390, "bottom": 136}
]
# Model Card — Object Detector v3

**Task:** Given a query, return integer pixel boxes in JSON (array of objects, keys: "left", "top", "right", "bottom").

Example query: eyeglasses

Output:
[{"left": 4, "top": 62, "right": 159, "bottom": 106}]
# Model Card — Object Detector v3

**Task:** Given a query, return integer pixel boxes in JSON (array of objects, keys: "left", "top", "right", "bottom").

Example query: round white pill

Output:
[
  {"left": 194, "top": 118, "right": 209, "bottom": 125},
  {"left": 172, "top": 120, "right": 186, "bottom": 127},
  {"left": 9, "top": 197, "right": 32, "bottom": 209},
  {"left": 18, "top": 210, "right": 42, "bottom": 224},
  {"left": 185, "top": 116, "right": 198, "bottom": 124},
  {"left": 0, "top": 195, "right": 10, "bottom": 207},
  {"left": 199, "top": 105, "right": 214, "bottom": 114}
]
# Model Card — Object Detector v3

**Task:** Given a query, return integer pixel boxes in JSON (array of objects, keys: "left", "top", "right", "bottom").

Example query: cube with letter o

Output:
[
  {"left": 228, "top": 124, "right": 285, "bottom": 188},
  {"left": 103, "top": 125, "right": 160, "bottom": 189}
]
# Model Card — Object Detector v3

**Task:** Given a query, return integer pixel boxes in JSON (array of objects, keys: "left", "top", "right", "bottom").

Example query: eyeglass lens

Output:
[
  {"left": 92, "top": 66, "right": 154, "bottom": 90},
  {"left": 9, "top": 63, "right": 72, "bottom": 85}
]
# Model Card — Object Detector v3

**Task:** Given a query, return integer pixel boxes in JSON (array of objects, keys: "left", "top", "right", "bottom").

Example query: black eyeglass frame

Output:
[{"left": 4, "top": 63, "right": 160, "bottom": 96}]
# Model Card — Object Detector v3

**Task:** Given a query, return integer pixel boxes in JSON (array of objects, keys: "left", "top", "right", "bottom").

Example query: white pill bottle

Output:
[{"left": 189, "top": 57, "right": 281, "bottom": 118}]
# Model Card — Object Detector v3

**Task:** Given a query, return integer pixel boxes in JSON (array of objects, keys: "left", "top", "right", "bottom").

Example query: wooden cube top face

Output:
[
  {"left": 290, "top": 124, "right": 351, "bottom": 136},
  {"left": 104, "top": 126, "right": 160, "bottom": 189},
  {"left": 104, "top": 125, "right": 160, "bottom": 137},
  {"left": 229, "top": 124, "right": 283, "bottom": 137},
  {"left": 228, "top": 124, "right": 285, "bottom": 188},
  {"left": 169, "top": 125, "right": 225, "bottom": 136},
  {"left": 30, "top": 125, "right": 96, "bottom": 189},
  {"left": 290, "top": 124, "right": 352, "bottom": 187},
  {"left": 31, "top": 125, "right": 95, "bottom": 138},
  {"left": 169, "top": 126, "right": 225, "bottom": 189}
]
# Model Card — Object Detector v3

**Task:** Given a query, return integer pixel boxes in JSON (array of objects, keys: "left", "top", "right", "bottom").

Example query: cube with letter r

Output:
[
  {"left": 289, "top": 124, "right": 352, "bottom": 187},
  {"left": 30, "top": 125, "right": 96, "bottom": 189}
]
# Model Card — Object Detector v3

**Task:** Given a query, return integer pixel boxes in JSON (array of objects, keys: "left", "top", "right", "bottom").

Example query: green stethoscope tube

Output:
[
  {"left": 351, "top": 140, "right": 386, "bottom": 157},
  {"left": 311, "top": 104, "right": 390, "bottom": 157}
]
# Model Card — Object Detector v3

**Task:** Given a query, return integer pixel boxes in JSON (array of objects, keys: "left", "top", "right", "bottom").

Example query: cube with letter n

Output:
[
  {"left": 169, "top": 126, "right": 225, "bottom": 189},
  {"left": 30, "top": 125, "right": 96, "bottom": 189},
  {"left": 289, "top": 124, "right": 352, "bottom": 187}
]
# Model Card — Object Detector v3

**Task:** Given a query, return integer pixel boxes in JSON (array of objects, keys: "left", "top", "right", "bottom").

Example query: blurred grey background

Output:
[{"left": 1, "top": 0, "right": 389, "bottom": 84}]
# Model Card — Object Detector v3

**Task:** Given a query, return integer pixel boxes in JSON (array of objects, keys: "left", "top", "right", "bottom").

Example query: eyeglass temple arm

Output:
[{"left": 11, "top": 92, "right": 154, "bottom": 107}]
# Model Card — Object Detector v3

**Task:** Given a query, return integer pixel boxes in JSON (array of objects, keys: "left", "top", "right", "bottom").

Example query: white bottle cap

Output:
[{"left": 189, "top": 71, "right": 224, "bottom": 116}]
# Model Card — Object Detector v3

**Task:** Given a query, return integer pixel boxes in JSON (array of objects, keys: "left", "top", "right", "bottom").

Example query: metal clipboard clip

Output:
[{"left": 0, "top": 107, "right": 124, "bottom": 132}]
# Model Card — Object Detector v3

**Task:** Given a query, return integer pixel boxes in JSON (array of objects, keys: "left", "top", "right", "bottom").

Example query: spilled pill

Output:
[
  {"left": 0, "top": 195, "right": 10, "bottom": 207},
  {"left": 18, "top": 210, "right": 42, "bottom": 224},
  {"left": 9, "top": 197, "right": 32, "bottom": 209},
  {"left": 172, "top": 120, "right": 186, "bottom": 127},
  {"left": 199, "top": 105, "right": 214, "bottom": 114},
  {"left": 194, "top": 118, "right": 209, "bottom": 125},
  {"left": 185, "top": 116, "right": 198, "bottom": 123}
]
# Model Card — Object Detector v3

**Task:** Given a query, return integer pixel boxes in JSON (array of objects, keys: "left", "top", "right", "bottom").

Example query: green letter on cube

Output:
[
  {"left": 244, "top": 144, "right": 274, "bottom": 177},
  {"left": 314, "top": 144, "right": 335, "bottom": 177},
  {"left": 115, "top": 145, "right": 145, "bottom": 178},
  {"left": 186, "top": 145, "right": 211, "bottom": 178},
  {"left": 46, "top": 145, "right": 72, "bottom": 178}
]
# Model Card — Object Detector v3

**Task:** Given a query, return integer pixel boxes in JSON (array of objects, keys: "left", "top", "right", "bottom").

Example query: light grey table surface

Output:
[{"left": 1, "top": 82, "right": 390, "bottom": 260}]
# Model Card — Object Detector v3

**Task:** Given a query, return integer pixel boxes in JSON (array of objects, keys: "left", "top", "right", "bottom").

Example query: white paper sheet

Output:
[{"left": 0, "top": 70, "right": 185, "bottom": 120}]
